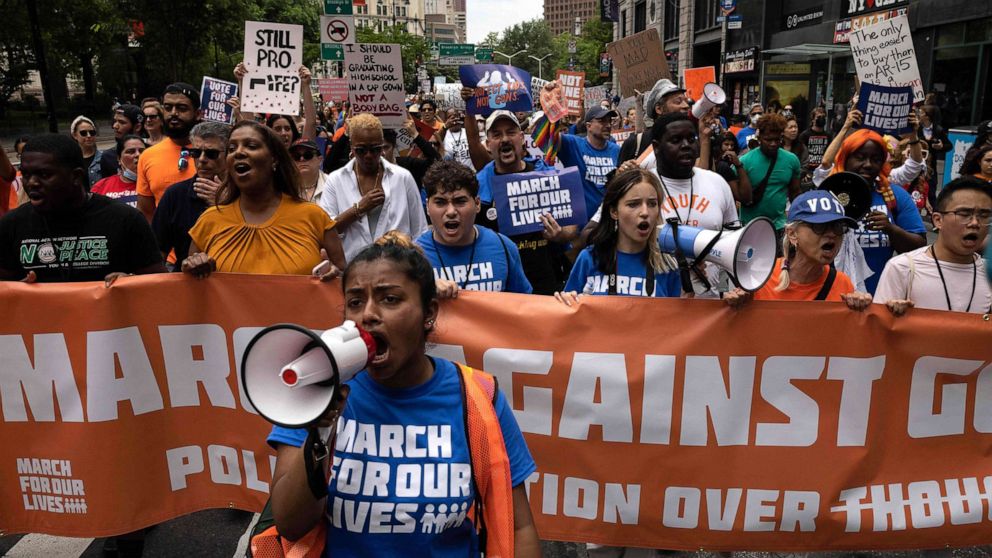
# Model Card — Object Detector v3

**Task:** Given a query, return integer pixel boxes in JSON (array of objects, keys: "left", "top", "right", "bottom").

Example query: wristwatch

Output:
[{"left": 353, "top": 202, "right": 363, "bottom": 216}]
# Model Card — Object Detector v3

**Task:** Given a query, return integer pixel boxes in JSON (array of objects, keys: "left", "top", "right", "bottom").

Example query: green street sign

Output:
[
  {"left": 439, "top": 43, "right": 475, "bottom": 66},
  {"left": 475, "top": 47, "right": 493, "bottom": 63},
  {"left": 321, "top": 44, "right": 344, "bottom": 61},
  {"left": 323, "top": 0, "right": 353, "bottom": 15}
]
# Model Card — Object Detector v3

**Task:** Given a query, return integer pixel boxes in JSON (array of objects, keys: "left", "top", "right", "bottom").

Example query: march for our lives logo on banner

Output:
[
  {"left": 459, "top": 64, "right": 532, "bottom": 116},
  {"left": 492, "top": 167, "right": 587, "bottom": 236},
  {"left": 856, "top": 82, "right": 913, "bottom": 135}
]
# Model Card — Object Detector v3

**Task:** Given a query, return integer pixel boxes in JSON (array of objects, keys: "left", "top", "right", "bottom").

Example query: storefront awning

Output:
[{"left": 763, "top": 43, "right": 851, "bottom": 60}]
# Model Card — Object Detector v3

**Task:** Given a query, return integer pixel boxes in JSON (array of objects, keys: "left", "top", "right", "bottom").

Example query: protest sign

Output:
[
  {"left": 855, "top": 83, "right": 913, "bottom": 135},
  {"left": 684, "top": 66, "right": 716, "bottom": 104},
  {"left": 556, "top": 70, "right": 586, "bottom": 116},
  {"left": 459, "top": 64, "right": 532, "bottom": 116},
  {"left": 492, "top": 168, "right": 586, "bottom": 235},
  {"left": 848, "top": 14, "right": 924, "bottom": 103},
  {"left": 394, "top": 118, "right": 437, "bottom": 152},
  {"left": 3, "top": 276, "right": 992, "bottom": 552},
  {"left": 434, "top": 83, "right": 466, "bottom": 111},
  {"left": 618, "top": 95, "right": 637, "bottom": 115},
  {"left": 317, "top": 77, "right": 349, "bottom": 102},
  {"left": 607, "top": 28, "right": 669, "bottom": 97},
  {"left": 199, "top": 77, "right": 238, "bottom": 124},
  {"left": 344, "top": 43, "right": 406, "bottom": 128},
  {"left": 611, "top": 130, "right": 632, "bottom": 142},
  {"left": 539, "top": 82, "right": 568, "bottom": 123},
  {"left": 531, "top": 76, "right": 549, "bottom": 95},
  {"left": 584, "top": 85, "right": 610, "bottom": 109},
  {"left": 242, "top": 21, "right": 304, "bottom": 115}
]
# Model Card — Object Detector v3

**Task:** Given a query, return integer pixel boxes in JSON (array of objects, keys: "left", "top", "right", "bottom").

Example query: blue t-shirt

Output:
[
  {"left": 735, "top": 125, "right": 758, "bottom": 151},
  {"left": 476, "top": 156, "right": 552, "bottom": 205},
  {"left": 416, "top": 226, "right": 533, "bottom": 294},
  {"left": 268, "top": 358, "right": 535, "bottom": 558},
  {"left": 856, "top": 186, "right": 926, "bottom": 294},
  {"left": 556, "top": 134, "right": 620, "bottom": 217},
  {"left": 564, "top": 246, "right": 681, "bottom": 297}
]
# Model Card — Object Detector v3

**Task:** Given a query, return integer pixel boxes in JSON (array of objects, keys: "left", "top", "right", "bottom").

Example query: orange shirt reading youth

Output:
[
  {"left": 136, "top": 137, "right": 196, "bottom": 204},
  {"left": 189, "top": 194, "right": 336, "bottom": 275},
  {"left": 754, "top": 257, "right": 855, "bottom": 301}
]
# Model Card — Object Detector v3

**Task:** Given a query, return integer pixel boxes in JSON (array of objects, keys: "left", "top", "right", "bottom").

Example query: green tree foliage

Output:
[
  {"left": 550, "top": 17, "right": 614, "bottom": 86},
  {"left": 356, "top": 23, "right": 430, "bottom": 92}
]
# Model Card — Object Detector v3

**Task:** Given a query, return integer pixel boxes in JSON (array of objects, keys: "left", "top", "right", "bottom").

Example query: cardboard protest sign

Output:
[
  {"left": 344, "top": 43, "right": 406, "bottom": 128},
  {"left": 459, "top": 64, "right": 532, "bottom": 116},
  {"left": 394, "top": 118, "right": 437, "bottom": 152},
  {"left": 848, "top": 14, "right": 924, "bottom": 103},
  {"left": 607, "top": 28, "right": 669, "bottom": 97},
  {"left": 584, "top": 85, "right": 609, "bottom": 109},
  {"left": 531, "top": 76, "right": 548, "bottom": 95},
  {"left": 434, "top": 83, "right": 466, "bottom": 111},
  {"left": 683, "top": 66, "right": 716, "bottom": 104},
  {"left": 199, "top": 77, "right": 238, "bottom": 124},
  {"left": 242, "top": 21, "right": 304, "bottom": 115},
  {"left": 539, "top": 82, "right": 568, "bottom": 123},
  {"left": 492, "top": 168, "right": 587, "bottom": 236},
  {"left": 856, "top": 83, "right": 914, "bottom": 135},
  {"left": 556, "top": 70, "right": 586, "bottom": 116},
  {"left": 317, "top": 77, "right": 349, "bottom": 102}
]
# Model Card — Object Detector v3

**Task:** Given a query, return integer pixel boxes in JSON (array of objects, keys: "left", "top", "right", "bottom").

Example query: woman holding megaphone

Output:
[{"left": 265, "top": 232, "right": 541, "bottom": 557}]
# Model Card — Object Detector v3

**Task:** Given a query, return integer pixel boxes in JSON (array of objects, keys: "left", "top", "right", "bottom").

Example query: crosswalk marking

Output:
[
  {"left": 5, "top": 534, "right": 93, "bottom": 557},
  {"left": 232, "top": 512, "right": 261, "bottom": 558}
]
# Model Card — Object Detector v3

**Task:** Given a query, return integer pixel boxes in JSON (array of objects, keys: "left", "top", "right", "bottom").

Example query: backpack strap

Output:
[
  {"left": 814, "top": 266, "right": 837, "bottom": 301},
  {"left": 495, "top": 232, "right": 512, "bottom": 290}
]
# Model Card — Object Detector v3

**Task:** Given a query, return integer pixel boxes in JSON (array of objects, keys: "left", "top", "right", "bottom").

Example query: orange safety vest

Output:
[{"left": 250, "top": 363, "right": 516, "bottom": 558}]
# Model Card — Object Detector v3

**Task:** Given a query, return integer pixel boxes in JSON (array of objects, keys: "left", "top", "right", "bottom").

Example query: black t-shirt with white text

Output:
[
  {"left": 0, "top": 194, "right": 163, "bottom": 282},
  {"left": 798, "top": 129, "right": 831, "bottom": 168}
]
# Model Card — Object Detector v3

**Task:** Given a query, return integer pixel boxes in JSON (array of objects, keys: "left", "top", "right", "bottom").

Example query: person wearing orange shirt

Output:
[
  {"left": 0, "top": 144, "right": 16, "bottom": 217},
  {"left": 136, "top": 83, "right": 200, "bottom": 222},
  {"left": 726, "top": 190, "right": 873, "bottom": 310}
]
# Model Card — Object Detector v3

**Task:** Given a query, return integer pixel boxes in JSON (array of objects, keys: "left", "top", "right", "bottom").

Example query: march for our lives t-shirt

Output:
[
  {"left": 416, "top": 227, "right": 533, "bottom": 293},
  {"left": 856, "top": 186, "right": 926, "bottom": 294},
  {"left": 267, "top": 358, "right": 536, "bottom": 558},
  {"left": 556, "top": 134, "right": 620, "bottom": 217},
  {"left": 565, "top": 246, "right": 681, "bottom": 297}
]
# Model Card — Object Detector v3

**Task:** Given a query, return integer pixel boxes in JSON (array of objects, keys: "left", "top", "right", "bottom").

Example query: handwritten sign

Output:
[
  {"left": 531, "top": 76, "right": 548, "bottom": 95},
  {"left": 242, "top": 21, "right": 304, "bottom": 115},
  {"left": 848, "top": 14, "right": 923, "bottom": 103},
  {"left": 459, "top": 64, "right": 533, "bottom": 116},
  {"left": 540, "top": 82, "right": 568, "bottom": 123},
  {"left": 607, "top": 28, "right": 669, "bottom": 97},
  {"left": 556, "top": 70, "right": 586, "bottom": 116},
  {"left": 856, "top": 83, "right": 913, "bottom": 135},
  {"left": 684, "top": 66, "right": 716, "bottom": 104},
  {"left": 394, "top": 119, "right": 437, "bottom": 152},
  {"left": 492, "top": 168, "right": 587, "bottom": 236},
  {"left": 584, "top": 85, "right": 609, "bottom": 109},
  {"left": 317, "top": 77, "right": 349, "bottom": 102},
  {"left": 344, "top": 43, "right": 406, "bottom": 128},
  {"left": 199, "top": 77, "right": 238, "bottom": 124},
  {"left": 434, "top": 83, "right": 466, "bottom": 111}
]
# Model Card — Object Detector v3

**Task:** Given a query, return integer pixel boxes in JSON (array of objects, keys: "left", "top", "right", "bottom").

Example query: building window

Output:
[
  {"left": 694, "top": 0, "right": 718, "bottom": 32},
  {"left": 634, "top": 1, "right": 647, "bottom": 33},
  {"left": 621, "top": 9, "right": 628, "bottom": 37},
  {"left": 663, "top": 0, "right": 678, "bottom": 41}
]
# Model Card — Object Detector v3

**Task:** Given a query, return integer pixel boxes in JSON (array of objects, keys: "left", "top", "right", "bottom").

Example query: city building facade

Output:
[
  {"left": 354, "top": 0, "right": 427, "bottom": 36},
  {"left": 544, "top": 0, "right": 599, "bottom": 36}
]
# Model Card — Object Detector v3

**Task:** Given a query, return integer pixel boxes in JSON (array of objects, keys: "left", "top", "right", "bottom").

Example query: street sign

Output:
[
  {"left": 568, "top": 40, "right": 577, "bottom": 54},
  {"left": 728, "top": 14, "right": 742, "bottom": 29},
  {"left": 475, "top": 47, "right": 493, "bottom": 63},
  {"left": 322, "top": 44, "right": 344, "bottom": 61},
  {"left": 439, "top": 43, "right": 475, "bottom": 66},
  {"left": 430, "top": 43, "right": 440, "bottom": 62},
  {"left": 323, "top": 0, "right": 353, "bottom": 15},
  {"left": 321, "top": 15, "right": 355, "bottom": 45}
]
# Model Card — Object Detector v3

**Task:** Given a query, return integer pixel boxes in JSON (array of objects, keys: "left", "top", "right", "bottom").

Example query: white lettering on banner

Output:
[
  {"left": 16, "top": 457, "right": 87, "bottom": 514},
  {"left": 165, "top": 444, "right": 275, "bottom": 493},
  {"left": 525, "top": 473, "right": 641, "bottom": 524},
  {"left": 907, "top": 357, "right": 990, "bottom": 438},
  {"left": 831, "top": 476, "right": 992, "bottom": 532},
  {"left": 663, "top": 486, "right": 819, "bottom": 532}
]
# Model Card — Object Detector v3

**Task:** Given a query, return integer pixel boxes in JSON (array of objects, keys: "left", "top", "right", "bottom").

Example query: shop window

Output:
[
  {"left": 932, "top": 45, "right": 980, "bottom": 128},
  {"left": 965, "top": 18, "right": 992, "bottom": 44}
]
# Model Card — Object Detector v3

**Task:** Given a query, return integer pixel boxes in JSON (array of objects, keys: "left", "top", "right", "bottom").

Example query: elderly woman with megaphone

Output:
[{"left": 262, "top": 232, "right": 541, "bottom": 558}]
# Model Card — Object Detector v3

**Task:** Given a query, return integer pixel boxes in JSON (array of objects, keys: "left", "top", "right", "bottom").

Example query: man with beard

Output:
[
  {"left": 556, "top": 105, "right": 621, "bottom": 219},
  {"left": 0, "top": 134, "right": 165, "bottom": 283},
  {"left": 136, "top": 83, "right": 200, "bottom": 222},
  {"left": 99, "top": 104, "right": 145, "bottom": 178}
]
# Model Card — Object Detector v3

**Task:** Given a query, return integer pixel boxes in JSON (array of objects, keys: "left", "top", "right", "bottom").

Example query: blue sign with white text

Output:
[
  {"left": 856, "top": 82, "right": 913, "bottom": 135},
  {"left": 200, "top": 77, "right": 238, "bottom": 124},
  {"left": 492, "top": 167, "right": 587, "bottom": 236},
  {"left": 459, "top": 64, "right": 533, "bottom": 116}
]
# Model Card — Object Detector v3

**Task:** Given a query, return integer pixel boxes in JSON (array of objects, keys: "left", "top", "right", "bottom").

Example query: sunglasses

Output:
[
  {"left": 806, "top": 221, "right": 848, "bottom": 236},
  {"left": 353, "top": 144, "right": 384, "bottom": 156},
  {"left": 178, "top": 150, "right": 190, "bottom": 171},
  {"left": 143, "top": 113, "right": 160, "bottom": 120},
  {"left": 188, "top": 148, "right": 224, "bottom": 160},
  {"left": 77, "top": 130, "right": 96, "bottom": 137},
  {"left": 291, "top": 150, "right": 318, "bottom": 161}
]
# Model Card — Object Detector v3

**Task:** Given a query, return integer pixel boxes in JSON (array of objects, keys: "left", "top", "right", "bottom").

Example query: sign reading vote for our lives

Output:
[
  {"left": 492, "top": 168, "right": 587, "bottom": 236},
  {"left": 856, "top": 82, "right": 913, "bottom": 135},
  {"left": 459, "top": 64, "right": 532, "bottom": 116},
  {"left": 199, "top": 77, "right": 237, "bottom": 124},
  {"left": 242, "top": 21, "right": 304, "bottom": 115},
  {"left": 344, "top": 43, "right": 405, "bottom": 128},
  {"left": 847, "top": 13, "right": 923, "bottom": 102}
]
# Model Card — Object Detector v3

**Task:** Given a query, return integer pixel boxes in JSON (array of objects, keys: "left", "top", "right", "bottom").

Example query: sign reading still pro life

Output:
[
  {"left": 199, "top": 77, "right": 238, "bottom": 124},
  {"left": 492, "top": 168, "right": 587, "bottom": 236},
  {"left": 344, "top": 43, "right": 406, "bottom": 128},
  {"left": 242, "top": 21, "right": 304, "bottom": 115},
  {"left": 847, "top": 14, "right": 923, "bottom": 102},
  {"left": 856, "top": 83, "right": 913, "bottom": 135}
]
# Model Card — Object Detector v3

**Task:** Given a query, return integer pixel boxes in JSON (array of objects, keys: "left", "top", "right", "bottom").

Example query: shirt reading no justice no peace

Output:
[{"left": 267, "top": 358, "right": 536, "bottom": 558}]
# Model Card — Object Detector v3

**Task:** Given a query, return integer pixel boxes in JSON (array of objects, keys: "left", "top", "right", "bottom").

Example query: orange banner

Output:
[
  {"left": 684, "top": 66, "right": 717, "bottom": 104},
  {"left": 1, "top": 274, "right": 991, "bottom": 551}
]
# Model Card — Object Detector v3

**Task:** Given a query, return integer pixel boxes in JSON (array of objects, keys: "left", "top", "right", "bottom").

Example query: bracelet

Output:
[{"left": 353, "top": 202, "right": 363, "bottom": 216}]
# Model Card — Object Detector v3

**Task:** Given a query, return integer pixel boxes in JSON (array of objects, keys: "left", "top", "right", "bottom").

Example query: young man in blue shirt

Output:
[{"left": 557, "top": 106, "right": 621, "bottom": 219}]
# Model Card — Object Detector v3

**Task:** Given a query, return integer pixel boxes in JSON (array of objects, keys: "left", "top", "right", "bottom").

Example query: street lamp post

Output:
[
  {"left": 528, "top": 54, "right": 552, "bottom": 80},
  {"left": 494, "top": 49, "right": 527, "bottom": 67}
]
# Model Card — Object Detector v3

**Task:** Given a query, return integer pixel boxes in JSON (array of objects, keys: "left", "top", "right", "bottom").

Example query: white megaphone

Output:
[
  {"left": 241, "top": 321, "right": 376, "bottom": 428},
  {"left": 691, "top": 82, "right": 726, "bottom": 120},
  {"left": 659, "top": 217, "right": 776, "bottom": 292}
]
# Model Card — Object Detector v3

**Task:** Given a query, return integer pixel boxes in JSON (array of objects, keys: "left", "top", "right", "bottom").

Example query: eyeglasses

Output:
[
  {"left": 353, "top": 144, "right": 384, "bottom": 156},
  {"left": 935, "top": 208, "right": 992, "bottom": 225},
  {"left": 178, "top": 149, "right": 190, "bottom": 171},
  {"left": 78, "top": 130, "right": 96, "bottom": 137},
  {"left": 806, "top": 222, "right": 848, "bottom": 236},
  {"left": 143, "top": 113, "right": 160, "bottom": 120},
  {"left": 188, "top": 148, "right": 224, "bottom": 160},
  {"left": 291, "top": 150, "right": 318, "bottom": 161}
]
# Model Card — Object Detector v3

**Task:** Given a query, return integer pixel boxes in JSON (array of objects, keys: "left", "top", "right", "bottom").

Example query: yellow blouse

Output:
[{"left": 189, "top": 194, "right": 335, "bottom": 275}]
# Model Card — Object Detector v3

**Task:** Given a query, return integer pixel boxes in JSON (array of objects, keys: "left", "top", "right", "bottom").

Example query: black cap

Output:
[
  {"left": 116, "top": 104, "right": 144, "bottom": 126},
  {"left": 164, "top": 82, "right": 200, "bottom": 108},
  {"left": 585, "top": 106, "right": 619, "bottom": 123}
]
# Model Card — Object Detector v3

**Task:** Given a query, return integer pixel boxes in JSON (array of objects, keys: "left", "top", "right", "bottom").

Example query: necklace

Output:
[
  {"left": 658, "top": 171, "right": 694, "bottom": 225},
  {"left": 929, "top": 245, "right": 976, "bottom": 313},
  {"left": 433, "top": 227, "right": 478, "bottom": 289}
]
